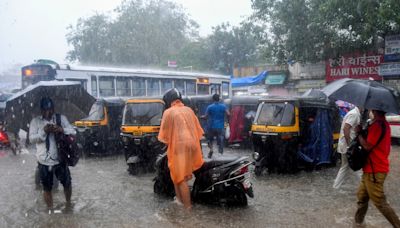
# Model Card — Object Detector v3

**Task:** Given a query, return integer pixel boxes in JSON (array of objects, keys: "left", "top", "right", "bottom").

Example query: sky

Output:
[{"left": 0, "top": 0, "right": 253, "bottom": 73}]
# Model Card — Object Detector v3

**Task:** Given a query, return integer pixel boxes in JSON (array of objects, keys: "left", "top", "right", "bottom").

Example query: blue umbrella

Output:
[{"left": 322, "top": 78, "right": 400, "bottom": 114}]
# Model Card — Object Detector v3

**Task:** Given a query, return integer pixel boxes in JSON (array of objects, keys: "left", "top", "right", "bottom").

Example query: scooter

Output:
[{"left": 153, "top": 153, "right": 254, "bottom": 206}]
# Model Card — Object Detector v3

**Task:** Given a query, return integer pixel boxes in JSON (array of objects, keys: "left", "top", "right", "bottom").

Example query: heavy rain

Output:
[{"left": 1, "top": 0, "right": 400, "bottom": 227}]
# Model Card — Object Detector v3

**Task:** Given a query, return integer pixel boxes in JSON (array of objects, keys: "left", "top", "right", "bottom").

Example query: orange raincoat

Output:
[{"left": 158, "top": 100, "right": 204, "bottom": 184}]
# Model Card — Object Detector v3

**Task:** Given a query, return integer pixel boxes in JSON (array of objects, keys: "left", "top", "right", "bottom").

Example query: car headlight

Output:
[{"left": 252, "top": 152, "right": 260, "bottom": 160}]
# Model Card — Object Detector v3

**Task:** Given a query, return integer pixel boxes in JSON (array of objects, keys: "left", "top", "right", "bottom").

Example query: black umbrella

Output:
[
  {"left": 5, "top": 81, "right": 95, "bottom": 132},
  {"left": 322, "top": 78, "right": 400, "bottom": 114}
]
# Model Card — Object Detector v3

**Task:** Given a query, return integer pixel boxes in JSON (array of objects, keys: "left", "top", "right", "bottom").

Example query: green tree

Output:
[
  {"left": 251, "top": 0, "right": 400, "bottom": 63},
  {"left": 66, "top": 0, "right": 198, "bottom": 67},
  {"left": 205, "top": 22, "right": 265, "bottom": 75}
]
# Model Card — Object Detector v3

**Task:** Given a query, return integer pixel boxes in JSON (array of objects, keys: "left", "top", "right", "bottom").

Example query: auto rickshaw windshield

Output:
[
  {"left": 82, "top": 102, "right": 104, "bottom": 121},
  {"left": 123, "top": 102, "right": 164, "bottom": 126},
  {"left": 256, "top": 102, "right": 295, "bottom": 126}
]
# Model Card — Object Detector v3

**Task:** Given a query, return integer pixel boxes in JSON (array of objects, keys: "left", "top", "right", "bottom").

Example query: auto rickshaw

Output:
[
  {"left": 188, "top": 95, "right": 214, "bottom": 132},
  {"left": 251, "top": 95, "right": 341, "bottom": 175},
  {"left": 227, "top": 96, "right": 260, "bottom": 148},
  {"left": 74, "top": 98, "right": 126, "bottom": 156},
  {"left": 120, "top": 98, "right": 165, "bottom": 175}
]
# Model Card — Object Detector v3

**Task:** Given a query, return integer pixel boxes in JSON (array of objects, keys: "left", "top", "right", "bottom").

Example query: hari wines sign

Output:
[{"left": 326, "top": 53, "right": 383, "bottom": 82}]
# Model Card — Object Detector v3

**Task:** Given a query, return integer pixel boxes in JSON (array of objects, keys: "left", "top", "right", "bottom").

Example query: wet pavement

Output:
[{"left": 0, "top": 144, "right": 399, "bottom": 228}]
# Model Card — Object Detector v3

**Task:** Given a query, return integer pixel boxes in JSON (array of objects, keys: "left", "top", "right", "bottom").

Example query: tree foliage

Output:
[
  {"left": 251, "top": 0, "right": 400, "bottom": 63},
  {"left": 66, "top": 0, "right": 198, "bottom": 66}
]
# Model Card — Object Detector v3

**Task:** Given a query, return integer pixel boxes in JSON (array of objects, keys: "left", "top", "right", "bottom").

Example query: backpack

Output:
[
  {"left": 346, "top": 121, "right": 386, "bottom": 171},
  {"left": 55, "top": 114, "right": 80, "bottom": 167}
]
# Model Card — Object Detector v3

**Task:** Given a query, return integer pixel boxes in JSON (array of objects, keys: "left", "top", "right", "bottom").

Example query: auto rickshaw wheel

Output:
[
  {"left": 128, "top": 163, "right": 140, "bottom": 175},
  {"left": 254, "top": 166, "right": 263, "bottom": 176}
]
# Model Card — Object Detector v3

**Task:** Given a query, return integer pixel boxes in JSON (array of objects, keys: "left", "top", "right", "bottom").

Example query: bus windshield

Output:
[
  {"left": 123, "top": 102, "right": 164, "bottom": 126},
  {"left": 83, "top": 102, "right": 104, "bottom": 121},
  {"left": 256, "top": 102, "right": 295, "bottom": 126}
]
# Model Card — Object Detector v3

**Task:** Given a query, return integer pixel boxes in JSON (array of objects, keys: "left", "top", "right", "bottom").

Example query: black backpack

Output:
[
  {"left": 55, "top": 114, "right": 80, "bottom": 167},
  {"left": 346, "top": 121, "right": 386, "bottom": 171}
]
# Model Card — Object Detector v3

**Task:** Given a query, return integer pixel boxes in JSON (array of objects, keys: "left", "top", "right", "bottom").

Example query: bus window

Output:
[
  {"left": 147, "top": 78, "right": 160, "bottom": 96},
  {"left": 99, "top": 77, "right": 115, "bottom": 97},
  {"left": 174, "top": 80, "right": 185, "bottom": 95},
  {"left": 186, "top": 80, "right": 196, "bottom": 95},
  {"left": 197, "top": 84, "right": 209, "bottom": 95},
  {"left": 222, "top": 82, "right": 230, "bottom": 98},
  {"left": 66, "top": 79, "right": 87, "bottom": 90},
  {"left": 161, "top": 79, "right": 173, "bottom": 94},
  {"left": 116, "top": 77, "right": 131, "bottom": 97},
  {"left": 132, "top": 78, "right": 145, "bottom": 96},
  {"left": 210, "top": 84, "right": 221, "bottom": 95},
  {"left": 91, "top": 76, "right": 98, "bottom": 97}
]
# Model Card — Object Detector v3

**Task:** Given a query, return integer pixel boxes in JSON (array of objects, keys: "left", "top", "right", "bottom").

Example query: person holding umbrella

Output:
[
  {"left": 354, "top": 109, "right": 400, "bottom": 227},
  {"left": 332, "top": 106, "right": 363, "bottom": 189},
  {"left": 29, "top": 97, "right": 76, "bottom": 212}
]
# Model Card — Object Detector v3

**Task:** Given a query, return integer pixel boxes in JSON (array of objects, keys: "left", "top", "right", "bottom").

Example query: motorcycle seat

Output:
[{"left": 201, "top": 156, "right": 241, "bottom": 170}]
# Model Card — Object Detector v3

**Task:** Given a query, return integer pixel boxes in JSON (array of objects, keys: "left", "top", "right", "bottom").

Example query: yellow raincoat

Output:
[{"left": 158, "top": 100, "right": 204, "bottom": 184}]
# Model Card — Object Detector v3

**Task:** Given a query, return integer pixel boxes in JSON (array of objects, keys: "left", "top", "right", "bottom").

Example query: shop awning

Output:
[{"left": 231, "top": 71, "right": 268, "bottom": 88}]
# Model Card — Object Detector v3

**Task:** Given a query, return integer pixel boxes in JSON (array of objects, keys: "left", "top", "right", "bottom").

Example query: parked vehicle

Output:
[
  {"left": 74, "top": 98, "right": 126, "bottom": 156},
  {"left": 188, "top": 95, "right": 215, "bottom": 132},
  {"left": 153, "top": 153, "right": 254, "bottom": 206},
  {"left": 386, "top": 114, "right": 400, "bottom": 144},
  {"left": 120, "top": 98, "right": 165, "bottom": 175},
  {"left": 0, "top": 122, "right": 10, "bottom": 149},
  {"left": 251, "top": 95, "right": 341, "bottom": 175},
  {"left": 226, "top": 96, "right": 260, "bottom": 148}
]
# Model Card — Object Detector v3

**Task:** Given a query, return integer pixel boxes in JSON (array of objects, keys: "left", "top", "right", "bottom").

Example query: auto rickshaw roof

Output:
[
  {"left": 259, "top": 95, "right": 336, "bottom": 109},
  {"left": 96, "top": 97, "right": 128, "bottom": 107},
  {"left": 126, "top": 96, "right": 164, "bottom": 104},
  {"left": 231, "top": 96, "right": 261, "bottom": 106},
  {"left": 188, "top": 95, "right": 214, "bottom": 102}
]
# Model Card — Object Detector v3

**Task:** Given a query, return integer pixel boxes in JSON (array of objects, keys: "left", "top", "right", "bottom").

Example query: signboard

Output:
[
  {"left": 379, "top": 62, "right": 400, "bottom": 77},
  {"left": 326, "top": 53, "right": 383, "bottom": 82},
  {"left": 167, "top": 60, "right": 177, "bottom": 68},
  {"left": 384, "top": 35, "right": 400, "bottom": 62},
  {"left": 265, "top": 73, "right": 286, "bottom": 85}
]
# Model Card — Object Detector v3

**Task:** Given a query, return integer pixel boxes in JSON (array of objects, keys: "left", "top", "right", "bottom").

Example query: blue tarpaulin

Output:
[
  {"left": 231, "top": 71, "right": 268, "bottom": 88},
  {"left": 297, "top": 109, "right": 334, "bottom": 165}
]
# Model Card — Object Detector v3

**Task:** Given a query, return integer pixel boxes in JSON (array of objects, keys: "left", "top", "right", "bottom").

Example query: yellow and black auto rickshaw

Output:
[
  {"left": 120, "top": 98, "right": 165, "bottom": 175},
  {"left": 251, "top": 95, "right": 341, "bottom": 175},
  {"left": 74, "top": 98, "right": 126, "bottom": 156}
]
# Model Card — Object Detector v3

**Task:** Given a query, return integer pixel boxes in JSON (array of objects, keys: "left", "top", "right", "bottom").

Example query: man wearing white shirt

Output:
[
  {"left": 29, "top": 97, "right": 76, "bottom": 211},
  {"left": 333, "top": 106, "right": 363, "bottom": 189}
]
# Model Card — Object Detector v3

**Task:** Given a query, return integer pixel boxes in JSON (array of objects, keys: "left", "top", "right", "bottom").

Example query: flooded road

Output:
[{"left": 0, "top": 145, "right": 399, "bottom": 227}]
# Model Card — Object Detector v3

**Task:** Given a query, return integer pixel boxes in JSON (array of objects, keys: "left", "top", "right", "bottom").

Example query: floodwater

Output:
[{"left": 0, "top": 145, "right": 399, "bottom": 228}]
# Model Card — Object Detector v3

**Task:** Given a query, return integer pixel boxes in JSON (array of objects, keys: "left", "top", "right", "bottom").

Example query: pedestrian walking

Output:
[
  {"left": 333, "top": 106, "right": 363, "bottom": 189},
  {"left": 202, "top": 94, "right": 229, "bottom": 158},
  {"left": 29, "top": 97, "right": 76, "bottom": 212},
  {"left": 354, "top": 110, "right": 400, "bottom": 227}
]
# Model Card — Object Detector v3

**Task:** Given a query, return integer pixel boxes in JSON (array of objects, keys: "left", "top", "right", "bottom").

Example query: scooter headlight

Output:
[{"left": 252, "top": 152, "right": 260, "bottom": 160}]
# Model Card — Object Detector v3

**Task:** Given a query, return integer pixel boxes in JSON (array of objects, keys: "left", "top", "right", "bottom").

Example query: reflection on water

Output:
[{"left": 0, "top": 147, "right": 399, "bottom": 227}]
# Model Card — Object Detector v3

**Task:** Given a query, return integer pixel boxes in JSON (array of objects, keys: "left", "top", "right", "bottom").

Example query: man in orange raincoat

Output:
[{"left": 158, "top": 88, "right": 204, "bottom": 210}]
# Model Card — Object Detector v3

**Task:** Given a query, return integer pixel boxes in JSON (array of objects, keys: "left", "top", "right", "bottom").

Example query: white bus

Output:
[{"left": 21, "top": 61, "right": 231, "bottom": 98}]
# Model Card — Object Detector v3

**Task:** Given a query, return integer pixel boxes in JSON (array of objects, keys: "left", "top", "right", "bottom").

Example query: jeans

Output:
[
  {"left": 207, "top": 128, "right": 224, "bottom": 154},
  {"left": 355, "top": 173, "right": 400, "bottom": 227}
]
